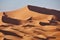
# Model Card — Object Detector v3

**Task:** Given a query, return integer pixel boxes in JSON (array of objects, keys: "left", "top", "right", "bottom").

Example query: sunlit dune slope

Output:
[{"left": 0, "top": 12, "right": 4, "bottom": 25}]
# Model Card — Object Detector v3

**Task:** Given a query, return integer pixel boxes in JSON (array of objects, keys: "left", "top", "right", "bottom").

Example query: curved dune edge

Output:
[{"left": 0, "top": 5, "right": 60, "bottom": 40}]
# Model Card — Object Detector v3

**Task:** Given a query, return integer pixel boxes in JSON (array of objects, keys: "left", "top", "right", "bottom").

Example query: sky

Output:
[{"left": 0, "top": 0, "right": 60, "bottom": 12}]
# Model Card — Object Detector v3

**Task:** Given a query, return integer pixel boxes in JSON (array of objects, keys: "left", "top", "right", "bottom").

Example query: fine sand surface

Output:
[{"left": 0, "top": 5, "right": 60, "bottom": 40}]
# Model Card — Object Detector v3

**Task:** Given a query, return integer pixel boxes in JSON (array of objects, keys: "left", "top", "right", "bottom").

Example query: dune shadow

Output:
[
  {"left": 28, "top": 5, "right": 60, "bottom": 21},
  {"left": 2, "top": 12, "right": 21, "bottom": 25}
]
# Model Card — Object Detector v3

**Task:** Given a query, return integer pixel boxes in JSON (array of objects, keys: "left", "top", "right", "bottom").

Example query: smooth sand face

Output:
[
  {"left": 0, "top": 6, "right": 60, "bottom": 40},
  {"left": 0, "top": 32, "right": 4, "bottom": 40},
  {"left": 5, "top": 6, "right": 31, "bottom": 20},
  {"left": 0, "top": 12, "right": 4, "bottom": 25}
]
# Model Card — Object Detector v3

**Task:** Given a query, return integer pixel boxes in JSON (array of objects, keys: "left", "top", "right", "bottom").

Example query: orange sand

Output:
[{"left": 0, "top": 5, "right": 60, "bottom": 40}]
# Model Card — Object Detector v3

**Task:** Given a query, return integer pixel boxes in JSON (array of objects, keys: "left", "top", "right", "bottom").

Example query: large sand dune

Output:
[{"left": 0, "top": 5, "right": 60, "bottom": 40}]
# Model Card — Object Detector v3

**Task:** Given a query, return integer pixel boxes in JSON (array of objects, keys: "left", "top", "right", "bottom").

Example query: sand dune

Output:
[{"left": 0, "top": 5, "right": 60, "bottom": 40}]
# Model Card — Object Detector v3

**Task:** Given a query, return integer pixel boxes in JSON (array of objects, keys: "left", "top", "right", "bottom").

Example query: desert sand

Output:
[{"left": 0, "top": 5, "right": 60, "bottom": 40}]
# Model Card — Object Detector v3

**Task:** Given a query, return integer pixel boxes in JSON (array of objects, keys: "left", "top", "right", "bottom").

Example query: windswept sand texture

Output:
[{"left": 0, "top": 5, "right": 60, "bottom": 40}]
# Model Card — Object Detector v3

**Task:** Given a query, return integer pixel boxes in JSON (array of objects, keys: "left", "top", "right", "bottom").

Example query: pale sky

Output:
[{"left": 0, "top": 0, "right": 60, "bottom": 12}]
